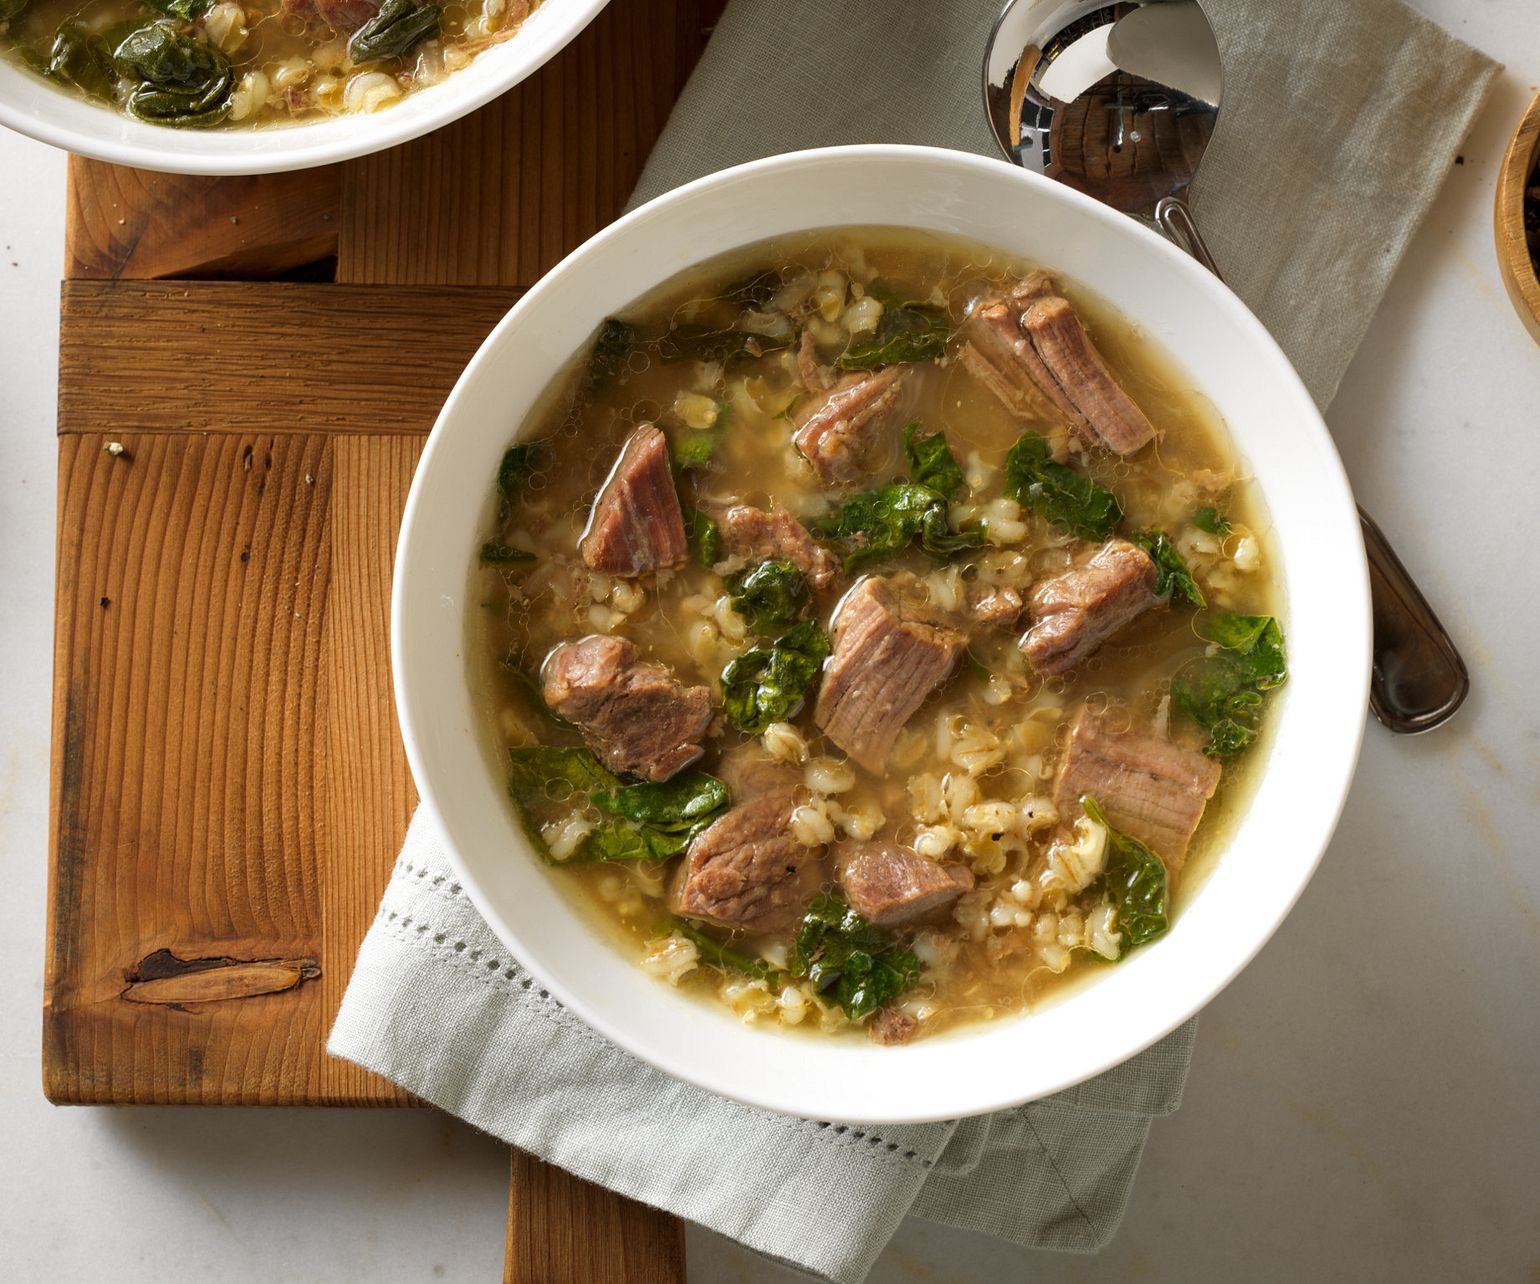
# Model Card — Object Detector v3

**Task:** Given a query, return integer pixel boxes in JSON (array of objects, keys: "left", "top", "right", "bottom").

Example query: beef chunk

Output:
[
  {"left": 836, "top": 841, "right": 973, "bottom": 929},
  {"left": 969, "top": 585, "right": 1023, "bottom": 630},
  {"left": 868, "top": 1006, "right": 918, "bottom": 1046},
  {"left": 720, "top": 504, "right": 840, "bottom": 590},
  {"left": 542, "top": 635, "right": 712, "bottom": 782},
  {"left": 670, "top": 792, "right": 825, "bottom": 933},
  {"left": 1018, "top": 297, "right": 1156, "bottom": 454},
  {"left": 715, "top": 743, "right": 802, "bottom": 796},
  {"left": 792, "top": 367, "right": 906, "bottom": 484},
  {"left": 815, "top": 577, "right": 962, "bottom": 772},
  {"left": 1021, "top": 538, "right": 1159, "bottom": 675},
  {"left": 960, "top": 299, "right": 1086, "bottom": 429},
  {"left": 284, "top": 0, "right": 378, "bottom": 32},
  {"left": 579, "top": 424, "right": 688, "bottom": 576},
  {"left": 1053, "top": 707, "right": 1221, "bottom": 869}
]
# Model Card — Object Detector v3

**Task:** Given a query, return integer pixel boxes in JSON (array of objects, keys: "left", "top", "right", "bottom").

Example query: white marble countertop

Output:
[{"left": 3, "top": 3, "right": 1538, "bottom": 1279}]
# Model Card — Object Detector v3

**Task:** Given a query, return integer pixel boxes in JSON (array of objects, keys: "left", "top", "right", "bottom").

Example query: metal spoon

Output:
[{"left": 983, "top": 0, "right": 1470, "bottom": 734}]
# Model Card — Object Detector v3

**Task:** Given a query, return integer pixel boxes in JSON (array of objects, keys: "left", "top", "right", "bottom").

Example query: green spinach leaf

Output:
[
  {"left": 1131, "top": 530, "right": 1205, "bottom": 607},
  {"left": 682, "top": 507, "right": 722, "bottom": 568},
  {"left": 791, "top": 893, "right": 920, "bottom": 1020},
  {"left": 480, "top": 542, "right": 537, "bottom": 568},
  {"left": 507, "top": 748, "right": 730, "bottom": 864},
  {"left": 592, "top": 772, "right": 729, "bottom": 829},
  {"left": 903, "top": 422, "right": 965, "bottom": 499},
  {"left": 726, "top": 560, "right": 809, "bottom": 634},
  {"left": 671, "top": 402, "right": 727, "bottom": 471},
  {"left": 815, "top": 483, "right": 982, "bottom": 571},
  {"left": 721, "top": 618, "right": 830, "bottom": 733},
  {"left": 45, "top": 22, "right": 115, "bottom": 101},
  {"left": 496, "top": 442, "right": 542, "bottom": 522},
  {"left": 348, "top": 0, "right": 441, "bottom": 63},
  {"left": 718, "top": 269, "right": 782, "bottom": 308},
  {"left": 667, "top": 920, "right": 781, "bottom": 984},
  {"left": 585, "top": 317, "right": 635, "bottom": 394},
  {"left": 1003, "top": 431, "right": 1122, "bottom": 540},
  {"left": 1171, "top": 613, "right": 1288, "bottom": 757},
  {"left": 1082, "top": 797, "right": 1169, "bottom": 951},
  {"left": 141, "top": 0, "right": 212, "bottom": 19},
  {"left": 112, "top": 22, "right": 233, "bottom": 129},
  {"left": 1193, "top": 505, "right": 1232, "bottom": 536},
  {"left": 838, "top": 292, "right": 950, "bottom": 369}
]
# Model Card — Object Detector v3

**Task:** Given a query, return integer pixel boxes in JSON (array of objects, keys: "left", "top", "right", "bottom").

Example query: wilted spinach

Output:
[
  {"left": 585, "top": 317, "right": 635, "bottom": 394},
  {"left": 1003, "top": 431, "right": 1122, "bottom": 540},
  {"left": 721, "top": 618, "right": 830, "bottom": 733},
  {"left": 45, "top": 23, "right": 116, "bottom": 102},
  {"left": 349, "top": 0, "right": 442, "bottom": 63},
  {"left": 506, "top": 748, "right": 729, "bottom": 863},
  {"left": 1131, "top": 530, "right": 1205, "bottom": 608},
  {"left": 1171, "top": 613, "right": 1288, "bottom": 758},
  {"left": 141, "top": 0, "right": 212, "bottom": 19},
  {"left": 1082, "top": 797, "right": 1169, "bottom": 952},
  {"left": 112, "top": 23, "right": 233, "bottom": 128},
  {"left": 1193, "top": 506, "right": 1232, "bottom": 536},
  {"left": 671, "top": 402, "right": 727, "bottom": 471},
  {"left": 718, "top": 269, "right": 782, "bottom": 308},
  {"left": 495, "top": 442, "right": 543, "bottom": 521},
  {"left": 838, "top": 291, "right": 950, "bottom": 369},
  {"left": 902, "top": 422, "right": 965, "bottom": 499},
  {"left": 791, "top": 893, "right": 920, "bottom": 1021},
  {"left": 479, "top": 542, "right": 537, "bottom": 568},
  {"left": 682, "top": 507, "right": 721, "bottom": 568},
  {"left": 726, "top": 560, "right": 809, "bottom": 634},
  {"left": 815, "top": 483, "right": 982, "bottom": 572},
  {"left": 668, "top": 920, "right": 781, "bottom": 984}
]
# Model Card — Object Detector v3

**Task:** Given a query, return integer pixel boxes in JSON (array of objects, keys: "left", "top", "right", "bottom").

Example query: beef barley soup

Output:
[
  {"left": 473, "top": 228, "right": 1286, "bottom": 1046},
  {"left": 0, "top": 0, "right": 537, "bottom": 126}
]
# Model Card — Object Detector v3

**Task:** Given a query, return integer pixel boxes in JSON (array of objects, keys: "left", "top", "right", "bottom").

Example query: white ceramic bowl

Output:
[
  {"left": 393, "top": 145, "right": 1371, "bottom": 1124},
  {"left": 0, "top": 0, "right": 608, "bottom": 174}
]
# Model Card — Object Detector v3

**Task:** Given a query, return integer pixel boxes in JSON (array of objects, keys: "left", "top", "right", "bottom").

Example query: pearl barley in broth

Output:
[{"left": 473, "top": 228, "right": 1287, "bottom": 1045}]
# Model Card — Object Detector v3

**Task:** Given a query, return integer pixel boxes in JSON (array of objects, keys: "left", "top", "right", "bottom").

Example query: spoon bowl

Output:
[{"left": 983, "top": 0, "right": 1469, "bottom": 734}]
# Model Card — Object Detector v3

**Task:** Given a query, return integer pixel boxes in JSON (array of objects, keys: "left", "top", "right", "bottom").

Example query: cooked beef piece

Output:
[
  {"left": 670, "top": 792, "right": 825, "bottom": 933},
  {"left": 969, "top": 585, "right": 1023, "bottom": 630},
  {"left": 720, "top": 504, "right": 840, "bottom": 590},
  {"left": 792, "top": 367, "right": 907, "bottom": 484},
  {"left": 797, "top": 327, "right": 831, "bottom": 393},
  {"left": 835, "top": 841, "right": 973, "bottom": 929},
  {"left": 715, "top": 743, "right": 802, "bottom": 796},
  {"left": 959, "top": 299, "right": 1087, "bottom": 430},
  {"left": 1021, "top": 538, "right": 1159, "bottom": 675},
  {"left": 815, "top": 577, "right": 962, "bottom": 772},
  {"left": 541, "top": 635, "right": 713, "bottom": 782},
  {"left": 284, "top": 0, "right": 378, "bottom": 32},
  {"left": 1019, "top": 297, "right": 1156, "bottom": 454},
  {"left": 1007, "top": 270, "right": 1058, "bottom": 305},
  {"left": 1053, "top": 707, "right": 1221, "bottom": 869},
  {"left": 578, "top": 424, "right": 688, "bottom": 576},
  {"left": 868, "top": 1006, "right": 918, "bottom": 1046}
]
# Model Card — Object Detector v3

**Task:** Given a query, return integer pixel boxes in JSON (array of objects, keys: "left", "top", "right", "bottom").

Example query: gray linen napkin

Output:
[{"left": 330, "top": 4, "right": 1497, "bottom": 1280}]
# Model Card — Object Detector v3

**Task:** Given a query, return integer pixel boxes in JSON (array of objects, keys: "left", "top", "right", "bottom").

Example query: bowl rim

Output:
[
  {"left": 1495, "top": 90, "right": 1540, "bottom": 344},
  {"left": 392, "top": 143, "right": 1372, "bottom": 1123},
  {"left": 0, "top": 0, "right": 610, "bottom": 175}
]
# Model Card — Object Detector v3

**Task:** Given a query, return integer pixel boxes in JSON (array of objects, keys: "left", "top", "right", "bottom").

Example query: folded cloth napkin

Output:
[{"left": 331, "top": 3, "right": 1496, "bottom": 1280}]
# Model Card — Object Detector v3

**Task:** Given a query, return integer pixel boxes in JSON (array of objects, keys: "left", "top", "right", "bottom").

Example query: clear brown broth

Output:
[{"left": 470, "top": 227, "right": 1282, "bottom": 1042}]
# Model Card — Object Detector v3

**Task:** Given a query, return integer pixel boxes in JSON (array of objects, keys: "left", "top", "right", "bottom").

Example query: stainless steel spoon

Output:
[{"left": 983, "top": 0, "right": 1470, "bottom": 734}]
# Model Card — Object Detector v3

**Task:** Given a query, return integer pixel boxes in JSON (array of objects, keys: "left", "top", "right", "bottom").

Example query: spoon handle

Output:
[{"left": 1152, "top": 196, "right": 1471, "bottom": 733}]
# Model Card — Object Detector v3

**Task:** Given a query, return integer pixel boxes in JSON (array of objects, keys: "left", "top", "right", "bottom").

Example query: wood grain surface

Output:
[
  {"left": 1495, "top": 91, "right": 1540, "bottom": 343},
  {"left": 507, "top": 1150, "right": 687, "bottom": 1284},
  {"left": 57, "top": 280, "right": 518, "bottom": 436},
  {"left": 48, "top": 0, "right": 724, "bottom": 1267}
]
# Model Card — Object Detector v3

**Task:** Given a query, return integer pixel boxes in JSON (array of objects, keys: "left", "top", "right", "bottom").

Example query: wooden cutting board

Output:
[{"left": 44, "top": 1, "right": 720, "bottom": 1276}]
